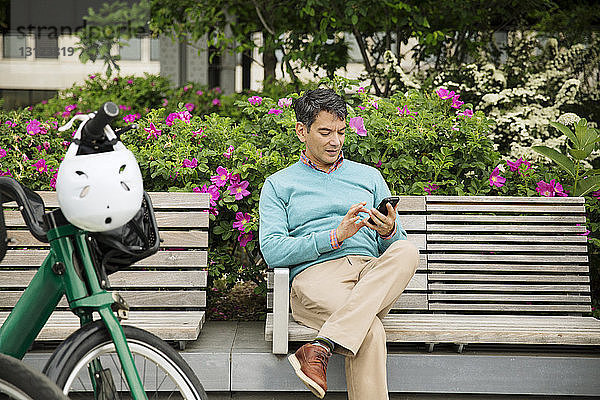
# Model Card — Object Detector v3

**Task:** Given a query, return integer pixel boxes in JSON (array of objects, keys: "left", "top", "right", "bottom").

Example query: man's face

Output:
[{"left": 296, "top": 111, "right": 346, "bottom": 170}]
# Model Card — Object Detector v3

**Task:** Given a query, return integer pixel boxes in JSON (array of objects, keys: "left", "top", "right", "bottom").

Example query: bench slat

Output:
[
  {"left": 0, "top": 249, "right": 207, "bottom": 267},
  {"left": 428, "top": 293, "right": 591, "bottom": 302},
  {"left": 428, "top": 243, "right": 587, "bottom": 252},
  {"left": 427, "top": 234, "right": 587, "bottom": 243},
  {"left": 427, "top": 214, "right": 586, "bottom": 223},
  {"left": 265, "top": 314, "right": 600, "bottom": 345},
  {"left": 427, "top": 204, "right": 585, "bottom": 213},
  {"left": 5, "top": 230, "right": 208, "bottom": 248},
  {"left": 0, "top": 290, "right": 206, "bottom": 308},
  {"left": 0, "top": 270, "right": 207, "bottom": 288},
  {"left": 3, "top": 210, "right": 209, "bottom": 229},
  {"left": 427, "top": 224, "right": 587, "bottom": 233},
  {"left": 398, "top": 215, "right": 426, "bottom": 231},
  {"left": 428, "top": 254, "right": 588, "bottom": 262},
  {"left": 0, "top": 311, "right": 205, "bottom": 341},
  {"left": 428, "top": 304, "right": 591, "bottom": 312},
  {"left": 428, "top": 283, "right": 590, "bottom": 292},
  {"left": 426, "top": 196, "right": 585, "bottom": 204},
  {"left": 427, "top": 263, "right": 589, "bottom": 273},
  {"left": 428, "top": 273, "right": 589, "bottom": 283}
]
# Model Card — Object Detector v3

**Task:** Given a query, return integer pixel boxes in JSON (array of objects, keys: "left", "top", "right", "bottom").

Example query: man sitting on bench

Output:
[{"left": 259, "top": 88, "right": 419, "bottom": 399}]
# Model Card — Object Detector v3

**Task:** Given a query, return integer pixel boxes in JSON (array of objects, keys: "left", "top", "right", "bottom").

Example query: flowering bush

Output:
[{"left": 2, "top": 75, "right": 597, "bottom": 301}]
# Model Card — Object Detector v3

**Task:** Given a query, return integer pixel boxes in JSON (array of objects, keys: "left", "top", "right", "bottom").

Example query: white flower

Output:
[{"left": 556, "top": 113, "right": 581, "bottom": 126}]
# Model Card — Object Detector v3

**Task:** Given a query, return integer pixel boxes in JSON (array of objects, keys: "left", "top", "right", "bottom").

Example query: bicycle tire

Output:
[
  {"left": 0, "top": 353, "right": 69, "bottom": 400},
  {"left": 43, "top": 321, "right": 207, "bottom": 399}
]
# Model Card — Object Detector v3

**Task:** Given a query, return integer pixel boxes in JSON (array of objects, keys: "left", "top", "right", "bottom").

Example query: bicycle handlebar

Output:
[
  {"left": 82, "top": 102, "right": 119, "bottom": 141},
  {"left": 0, "top": 177, "right": 48, "bottom": 243}
]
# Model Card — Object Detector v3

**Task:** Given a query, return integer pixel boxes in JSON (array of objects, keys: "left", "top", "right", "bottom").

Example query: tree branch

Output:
[
  {"left": 251, "top": 0, "right": 275, "bottom": 36},
  {"left": 352, "top": 27, "right": 381, "bottom": 96}
]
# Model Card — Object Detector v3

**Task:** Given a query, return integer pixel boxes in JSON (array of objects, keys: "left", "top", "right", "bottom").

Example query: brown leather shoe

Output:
[{"left": 288, "top": 343, "right": 331, "bottom": 399}]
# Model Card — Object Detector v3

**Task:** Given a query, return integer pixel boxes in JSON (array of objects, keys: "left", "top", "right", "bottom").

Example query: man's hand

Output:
[
  {"left": 364, "top": 201, "right": 399, "bottom": 237},
  {"left": 336, "top": 201, "right": 369, "bottom": 242}
]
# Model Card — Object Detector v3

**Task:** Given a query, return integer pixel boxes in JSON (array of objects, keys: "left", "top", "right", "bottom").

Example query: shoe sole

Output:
[{"left": 288, "top": 353, "right": 326, "bottom": 399}]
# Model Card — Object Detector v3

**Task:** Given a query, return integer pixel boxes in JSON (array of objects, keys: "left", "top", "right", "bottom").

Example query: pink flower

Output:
[
  {"left": 489, "top": 167, "right": 506, "bottom": 188},
  {"left": 349, "top": 117, "right": 367, "bottom": 136},
  {"left": 358, "top": 105, "right": 365, "bottom": 111},
  {"left": 33, "top": 158, "right": 47, "bottom": 174},
  {"left": 375, "top": 160, "right": 382, "bottom": 168},
  {"left": 89, "top": 74, "right": 95, "bottom": 79},
  {"left": 212, "top": 98, "right": 221, "bottom": 107},
  {"left": 278, "top": 98, "right": 292, "bottom": 107},
  {"left": 123, "top": 113, "right": 140, "bottom": 123},
  {"left": 50, "top": 173, "right": 57, "bottom": 189},
  {"left": 119, "top": 105, "right": 132, "bottom": 111},
  {"left": 26, "top": 120, "right": 47, "bottom": 135},
  {"left": 223, "top": 145, "right": 234, "bottom": 159},
  {"left": 248, "top": 96, "right": 263, "bottom": 105},
  {"left": 229, "top": 173, "right": 241, "bottom": 185},
  {"left": 233, "top": 212, "right": 252, "bottom": 232},
  {"left": 211, "top": 166, "right": 230, "bottom": 187},
  {"left": 165, "top": 111, "right": 192, "bottom": 126},
  {"left": 182, "top": 158, "right": 198, "bottom": 168},
  {"left": 194, "top": 184, "right": 220, "bottom": 207},
  {"left": 552, "top": 179, "right": 568, "bottom": 197},
  {"left": 357, "top": 87, "right": 365, "bottom": 93},
  {"left": 185, "top": 103, "right": 195, "bottom": 112},
  {"left": 4, "top": 120, "right": 17, "bottom": 127},
  {"left": 591, "top": 190, "right": 600, "bottom": 199},
  {"left": 451, "top": 95, "right": 464, "bottom": 109},
  {"left": 238, "top": 231, "right": 253, "bottom": 247},
  {"left": 457, "top": 109, "right": 473, "bottom": 117},
  {"left": 0, "top": 148, "right": 6, "bottom": 158},
  {"left": 144, "top": 122, "right": 162, "bottom": 139},
  {"left": 268, "top": 108, "right": 283, "bottom": 115},
  {"left": 213, "top": 87, "right": 222, "bottom": 94},
  {"left": 436, "top": 88, "right": 455, "bottom": 100},
  {"left": 127, "top": 79, "right": 134, "bottom": 84},
  {"left": 369, "top": 99, "right": 378, "bottom": 109},
  {"left": 162, "top": 99, "right": 168, "bottom": 107},
  {"left": 228, "top": 180, "right": 251, "bottom": 200},
  {"left": 43, "top": 141, "right": 50, "bottom": 150},
  {"left": 0, "top": 169, "right": 12, "bottom": 177},
  {"left": 424, "top": 181, "right": 439, "bottom": 194},
  {"left": 397, "top": 105, "right": 418, "bottom": 118},
  {"left": 506, "top": 157, "right": 531, "bottom": 174},
  {"left": 183, "top": 85, "right": 191, "bottom": 92},
  {"left": 65, "top": 104, "right": 77, "bottom": 112},
  {"left": 536, "top": 180, "right": 555, "bottom": 197},
  {"left": 196, "top": 90, "right": 203, "bottom": 96}
]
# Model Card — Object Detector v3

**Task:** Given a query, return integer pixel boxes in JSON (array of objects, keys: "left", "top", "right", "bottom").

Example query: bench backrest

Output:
[
  {"left": 267, "top": 195, "right": 590, "bottom": 316},
  {"left": 0, "top": 191, "right": 210, "bottom": 315}
]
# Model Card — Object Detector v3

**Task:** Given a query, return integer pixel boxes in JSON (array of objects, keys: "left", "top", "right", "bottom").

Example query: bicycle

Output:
[
  {"left": 0, "top": 102, "right": 208, "bottom": 399},
  {"left": 0, "top": 353, "right": 68, "bottom": 399}
]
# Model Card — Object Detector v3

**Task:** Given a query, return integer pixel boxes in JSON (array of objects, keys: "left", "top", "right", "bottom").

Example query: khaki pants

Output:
[{"left": 290, "top": 240, "right": 419, "bottom": 400}]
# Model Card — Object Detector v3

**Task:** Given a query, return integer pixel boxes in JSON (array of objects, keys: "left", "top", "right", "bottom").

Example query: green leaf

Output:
[
  {"left": 568, "top": 147, "right": 591, "bottom": 160},
  {"left": 573, "top": 175, "right": 600, "bottom": 197},
  {"left": 549, "top": 122, "right": 578, "bottom": 148},
  {"left": 351, "top": 14, "right": 358, "bottom": 25},
  {"left": 532, "top": 145, "right": 576, "bottom": 179}
]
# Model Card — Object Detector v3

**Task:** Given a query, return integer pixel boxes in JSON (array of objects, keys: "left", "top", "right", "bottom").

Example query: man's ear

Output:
[{"left": 295, "top": 122, "right": 306, "bottom": 143}]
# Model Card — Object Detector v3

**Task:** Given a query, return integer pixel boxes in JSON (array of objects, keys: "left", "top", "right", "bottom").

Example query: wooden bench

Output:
[
  {"left": 266, "top": 195, "right": 600, "bottom": 354},
  {"left": 0, "top": 191, "right": 209, "bottom": 347}
]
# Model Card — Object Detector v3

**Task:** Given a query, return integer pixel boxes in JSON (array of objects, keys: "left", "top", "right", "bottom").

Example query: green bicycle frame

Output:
[{"left": 0, "top": 218, "right": 148, "bottom": 399}]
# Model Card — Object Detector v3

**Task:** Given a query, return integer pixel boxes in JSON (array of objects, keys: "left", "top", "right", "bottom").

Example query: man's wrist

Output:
[{"left": 380, "top": 223, "right": 396, "bottom": 239}]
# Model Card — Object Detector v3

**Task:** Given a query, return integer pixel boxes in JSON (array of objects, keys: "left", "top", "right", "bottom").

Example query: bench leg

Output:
[{"left": 272, "top": 268, "right": 290, "bottom": 354}]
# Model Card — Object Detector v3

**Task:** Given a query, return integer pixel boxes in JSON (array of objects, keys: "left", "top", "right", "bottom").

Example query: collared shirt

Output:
[
  {"left": 298, "top": 150, "right": 395, "bottom": 249},
  {"left": 299, "top": 150, "right": 344, "bottom": 174}
]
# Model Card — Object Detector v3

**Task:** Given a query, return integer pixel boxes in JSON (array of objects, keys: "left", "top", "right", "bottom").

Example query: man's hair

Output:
[{"left": 293, "top": 89, "right": 347, "bottom": 131}]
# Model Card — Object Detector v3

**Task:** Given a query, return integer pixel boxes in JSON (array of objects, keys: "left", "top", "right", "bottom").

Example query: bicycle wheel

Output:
[
  {"left": 43, "top": 321, "right": 207, "bottom": 399},
  {"left": 0, "top": 353, "right": 69, "bottom": 400}
]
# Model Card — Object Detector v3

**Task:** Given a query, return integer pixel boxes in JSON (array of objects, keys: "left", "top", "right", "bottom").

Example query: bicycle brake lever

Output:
[{"left": 58, "top": 113, "right": 94, "bottom": 132}]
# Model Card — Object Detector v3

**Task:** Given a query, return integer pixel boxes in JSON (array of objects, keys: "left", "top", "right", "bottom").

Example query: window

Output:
[
  {"left": 35, "top": 35, "right": 59, "bottom": 59},
  {"left": 120, "top": 37, "right": 141, "bottom": 60},
  {"left": 150, "top": 37, "right": 160, "bottom": 61},
  {"left": 3, "top": 34, "right": 27, "bottom": 58}
]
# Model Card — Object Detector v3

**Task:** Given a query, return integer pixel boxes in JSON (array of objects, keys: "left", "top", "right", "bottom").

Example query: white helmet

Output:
[{"left": 56, "top": 112, "right": 143, "bottom": 232}]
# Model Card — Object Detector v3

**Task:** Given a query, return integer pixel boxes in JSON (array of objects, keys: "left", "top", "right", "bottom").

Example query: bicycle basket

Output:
[{"left": 90, "top": 191, "right": 160, "bottom": 274}]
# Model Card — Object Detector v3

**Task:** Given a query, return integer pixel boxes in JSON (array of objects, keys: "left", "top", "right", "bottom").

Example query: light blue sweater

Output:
[{"left": 259, "top": 159, "right": 407, "bottom": 283}]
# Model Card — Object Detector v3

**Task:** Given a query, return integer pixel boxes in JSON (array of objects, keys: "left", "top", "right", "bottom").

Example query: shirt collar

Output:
[{"left": 300, "top": 150, "right": 344, "bottom": 174}]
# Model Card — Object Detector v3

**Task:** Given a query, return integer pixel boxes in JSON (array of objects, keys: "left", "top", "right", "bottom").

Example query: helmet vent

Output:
[
  {"left": 75, "top": 171, "right": 88, "bottom": 177},
  {"left": 80, "top": 186, "right": 90, "bottom": 198},
  {"left": 121, "top": 181, "right": 131, "bottom": 191},
  {"left": 105, "top": 217, "right": 112, "bottom": 224},
  {"left": 119, "top": 164, "right": 126, "bottom": 173}
]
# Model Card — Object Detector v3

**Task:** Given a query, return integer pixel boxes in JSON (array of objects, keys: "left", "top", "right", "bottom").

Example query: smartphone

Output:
[{"left": 367, "top": 196, "right": 400, "bottom": 224}]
